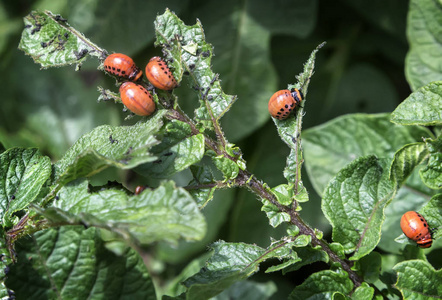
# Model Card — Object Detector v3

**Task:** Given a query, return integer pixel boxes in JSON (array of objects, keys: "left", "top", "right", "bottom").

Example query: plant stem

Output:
[{"left": 168, "top": 106, "right": 369, "bottom": 291}]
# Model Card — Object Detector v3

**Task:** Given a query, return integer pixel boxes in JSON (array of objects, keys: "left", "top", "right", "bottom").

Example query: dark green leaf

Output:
[
  {"left": 6, "top": 227, "right": 156, "bottom": 300},
  {"left": 351, "top": 283, "right": 374, "bottom": 300},
  {"left": 0, "top": 237, "right": 13, "bottom": 299},
  {"left": 36, "top": 180, "right": 206, "bottom": 245},
  {"left": 322, "top": 156, "right": 395, "bottom": 259},
  {"left": 355, "top": 252, "right": 382, "bottom": 283},
  {"left": 19, "top": 11, "right": 102, "bottom": 69},
  {"left": 247, "top": 0, "right": 317, "bottom": 36},
  {"left": 389, "top": 142, "right": 428, "bottom": 186},
  {"left": 184, "top": 240, "right": 294, "bottom": 299},
  {"left": 0, "top": 148, "right": 51, "bottom": 227},
  {"left": 54, "top": 111, "right": 165, "bottom": 186},
  {"left": 391, "top": 81, "right": 442, "bottom": 126},
  {"left": 421, "top": 193, "right": 442, "bottom": 241},
  {"left": 188, "top": 164, "right": 217, "bottom": 208},
  {"left": 420, "top": 136, "right": 442, "bottom": 189},
  {"left": 288, "top": 270, "right": 353, "bottom": 300},
  {"left": 405, "top": 0, "right": 442, "bottom": 91},
  {"left": 138, "top": 134, "right": 205, "bottom": 178},
  {"left": 281, "top": 247, "right": 328, "bottom": 274},
  {"left": 303, "top": 113, "right": 431, "bottom": 196},
  {"left": 212, "top": 280, "right": 277, "bottom": 300},
  {"left": 394, "top": 260, "right": 442, "bottom": 299}
]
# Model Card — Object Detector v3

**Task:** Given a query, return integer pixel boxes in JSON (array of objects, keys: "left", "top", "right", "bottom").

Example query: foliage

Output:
[{"left": 0, "top": 1, "right": 441, "bottom": 299}]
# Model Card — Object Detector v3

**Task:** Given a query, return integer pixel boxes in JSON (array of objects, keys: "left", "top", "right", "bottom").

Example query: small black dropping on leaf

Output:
[
  {"left": 74, "top": 49, "right": 88, "bottom": 60},
  {"left": 125, "top": 146, "right": 133, "bottom": 155},
  {"left": 163, "top": 152, "right": 173, "bottom": 157},
  {"left": 183, "top": 71, "right": 189, "bottom": 76},
  {"left": 54, "top": 14, "right": 67, "bottom": 22},
  {"left": 109, "top": 134, "right": 118, "bottom": 144},
  {"left": 207, "top": 95, "right": 214, "bottom": 101},
  {"left": 153, "top": 159, "right": 162, "bottom": 164},
  {"left": 201, "top": 50, "right": 210, "bottom": 58},
  {"left": 11, "top": 195, "right": 15, "bottom": 200},
  {"left": 189, "top": 64, "right": 195, "bottom": 70},
  {"left": 64, "top": 32, "right": 69, "bottom": 39},
  {"left": 41, "top": 42, "right": 47, "bottom": 48},
  {"left": 55, "top": 195, "right": 60, "bottom": 200}
]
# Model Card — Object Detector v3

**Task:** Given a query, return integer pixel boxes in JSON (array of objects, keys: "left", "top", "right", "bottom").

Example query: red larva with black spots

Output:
[
  {"left": 104, "top": 53, "right": 143, "bottom": 81},
  {"left": 400, "top": 211, "right": 433, "bottom": 248},
  {"left": 145, "top": 56, "right": 177, "bottom": 90},
  {"left": 268, "top": 89, "right": 303, "bottom": 120},
  {"left": 119, "top": 82, "right": 155, "bottom": 116}
]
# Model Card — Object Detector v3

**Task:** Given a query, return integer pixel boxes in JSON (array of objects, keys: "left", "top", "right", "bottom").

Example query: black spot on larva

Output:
[
  {"left": 112, "top": 67, "right": 116, "bottom": 70},
  {"left": 280, "top": 108, "right": 284, "bottom": 111},
  {"left": 285, "top": 104, "right": 289, "bottom": 108}
]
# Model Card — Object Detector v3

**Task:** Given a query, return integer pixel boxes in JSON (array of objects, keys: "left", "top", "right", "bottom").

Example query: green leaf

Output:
[
  {"left": 355, "top": 251, "right": 382, "bottom": 283},
  {"left": 394, "top": 260, "right": 442, "bottom": 299},
  {"left": 351, "top": 283, "right": 374, "bottom": 300},
  {"left": 212, "top": 156, "right": 239, "bottom": 181},
  {"left": 54, "top": 111, "right": 165, "bottom": 186},
  {"left": 420, "top": 136, "right": 442, "bottom": 189},
  {"left": 212, "top": 280, "right": 277, "bottom": 300},
  {"left": 36, "top": 180, "right": 206, "bottom": 245},
  {"left": 137, "top": 133, "right": 205, "bottom": 179},
  {"left": 188, "top": 164, "right": 217, "bottom": 208},
  {"left": 281, "top": 247, "right": 328, "bottom": 274},
  {"left": 19, "top": 11, "right": 102, "bottom": 69},
  {"left": 322, "top": 156, "right": 395, "bottom": 259},
  {"left": 154, "top": 9, "right": 236, "bottom": 131},
  {"left": 389, "top": 142, "right": 429, "bottom": 186},
  {"left": 0, "top": 148, "right": 51, "bottom": 227},
  {"left": 303, "top": 113, "right": 431, "bottom": 196},
  {"left": 273, "top": 43, "right": 324, "bottom": 185},
  {"left": 261, "top": 199, "right": 291, "bottom": 228},
  {"left": 6, "top": 227, "right": 156, "bottom": 299},
  {"left": 421, "top": 193, "right": 442, "bottom": 240},
  {"left": 271, "top": 184, "right": 293, "bottom": 206},
  {"left": 0, "top": 237, "right": 13, "bottom": 299},
  {"left": 391, "top": 81, "right": 442, "bottom": 126},
  {"left": 405, "top": 0, "right": 442, "bottom": 91},
  {"left": 288, "top": 270, "right": 353, "bottom": 300},
  {"left": 247, "top": 0, "right": 317, "bottom": 36},
  {"left": 184, "top": 240, "right": 294, "bottom": 299}
]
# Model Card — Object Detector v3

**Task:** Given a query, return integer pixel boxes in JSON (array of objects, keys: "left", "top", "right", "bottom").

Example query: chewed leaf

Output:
[
  {"left": 54, "top": 111, "right": 165, "bottom": 187},
  {"left": 154, "top": 9, "right": 236, "bottom": 130},
  {"left": 276, "top": 42, "right": 325, "bottom": 185},
  {"left": 0, "top": 148, "right": 51, "bottom": 227},
  {"left": 19, "top": 11, "right": 103, "bottom": 69},
  {"left": 35, "top": 180, "right": 206, "bottom": 245}
]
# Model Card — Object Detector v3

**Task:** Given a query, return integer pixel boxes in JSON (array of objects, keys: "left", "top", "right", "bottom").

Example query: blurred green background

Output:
[{"left": 0, "top": 0, "right": 411, "bottom": 294}]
